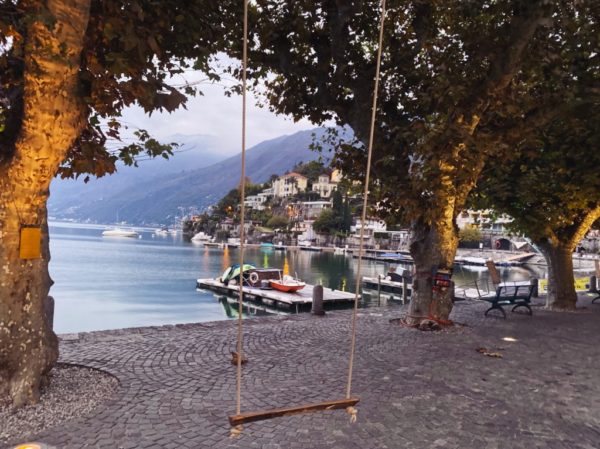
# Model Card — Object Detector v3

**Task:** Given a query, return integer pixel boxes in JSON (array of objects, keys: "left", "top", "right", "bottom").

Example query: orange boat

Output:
[{"left": 269, "top": 276, "right": 306, "bottom": 293}]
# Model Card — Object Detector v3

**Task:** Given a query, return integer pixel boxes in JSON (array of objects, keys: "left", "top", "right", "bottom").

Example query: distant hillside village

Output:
[
  {"left": 183, "top": 161, "right": 397, "bottom": 248},
  {"left": 183, "top": 161, "right": 600, "bottom": 253}
]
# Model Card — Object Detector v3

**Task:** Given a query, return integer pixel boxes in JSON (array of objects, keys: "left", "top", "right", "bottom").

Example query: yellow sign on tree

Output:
[{"left": 19, "top": 226, "right": 42, "bottom": 259}]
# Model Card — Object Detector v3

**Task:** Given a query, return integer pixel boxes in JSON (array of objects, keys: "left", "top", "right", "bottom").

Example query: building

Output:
[
  {"left": 289, "top": 201, "right": 332, "bottom": 221},
  {"left": 312, "top": 173, "right": 338, "bottom": 198},
  {"left": 220, "top": 217, "right": 235, "bottom": 231},
  {"left": 456, "top": 209, "right": 512, "bottom": 233},
  {"left": 351, "top": 218, "right": 387, "bottom": 234},
  {"left": 244, "top": 194, "right": 268, "bottom": 211},
  {"left": 272, "top": 172, "right": 308, "bottom": 197},
  {"left": 260, "top": 187, "right": 274, "bottom": 198}
]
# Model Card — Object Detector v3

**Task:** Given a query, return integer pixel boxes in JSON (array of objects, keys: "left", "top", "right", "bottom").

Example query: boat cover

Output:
[{"left": 221, "top": 264, "right": 256, "bottom": 283}]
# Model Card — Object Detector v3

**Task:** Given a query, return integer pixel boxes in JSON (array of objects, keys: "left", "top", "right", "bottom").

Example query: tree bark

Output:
[
  {"left": 406, "top": 210, "right": 458, "bottom": 326},
  {"left": 0, "top": 0, "right": 90, "bottom": 408},
  {"left": 538, "top": 241, "right": 577, "bottom": 310}
]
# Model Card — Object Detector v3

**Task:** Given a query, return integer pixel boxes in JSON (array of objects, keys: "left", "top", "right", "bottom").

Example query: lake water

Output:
[{"left": 49, "top": 222, "right": 536, "bottom": 333}]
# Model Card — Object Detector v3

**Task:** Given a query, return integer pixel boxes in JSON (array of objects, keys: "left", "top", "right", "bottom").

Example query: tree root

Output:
[{"left": 389, "top": 316, "right": 453, "bottom": 331}]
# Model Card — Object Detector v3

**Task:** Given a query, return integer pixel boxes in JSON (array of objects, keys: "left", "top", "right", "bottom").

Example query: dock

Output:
[
  {"left": 498, "top": 252, "right": 537, "bottom": 264},
  {"left": 299, "top": 246, "right": 323, "bottom": 252},
  {"left": 196, "top": 278, "right": 358, "bottom": 311},
  {"left": 355, "top": 251, "right": 532, "bottom": 267},
  {"left": 363, "top": 276, "right": 412, "bottom": 296},
  {"left": 353, "top": 253, "right": 414, "bottom": 264}
]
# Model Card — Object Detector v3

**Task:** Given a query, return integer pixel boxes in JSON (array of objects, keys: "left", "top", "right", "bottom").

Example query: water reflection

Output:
[
  {"left": 222, "top": 245, "right": 230, "bottom": 270},
  {"left": 49, "top": 222, "right": 544, "bottom": 332},
  {"left": 218, "top": 296, "right": 277, "bottom": 318},
  {"left": 283, "top": 255, "right": 289, "bottom": 276}
]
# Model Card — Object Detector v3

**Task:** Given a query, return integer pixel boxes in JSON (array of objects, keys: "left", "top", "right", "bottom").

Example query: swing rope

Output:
[
  {"left": 231, "top": 0, "right": 387, "bottom": 433},
  {"left": 234, "top": 0, "right": 249, "bottom": 422},
  {"left": 346, "top": 0, "right": 387, "bottom": 402}
]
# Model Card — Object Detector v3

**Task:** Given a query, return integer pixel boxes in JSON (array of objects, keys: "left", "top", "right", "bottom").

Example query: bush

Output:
[
  {"left": 266, "top": 215, "right": 289, "bottom": 229},
  {"left": 313, "top": 209, "right": 338, "bottom": 234},
  {"left": 459, "top": 227, "right": 482, "bottom": 242}
]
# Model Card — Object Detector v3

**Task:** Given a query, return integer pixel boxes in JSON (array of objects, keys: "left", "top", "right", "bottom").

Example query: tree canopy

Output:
[
  {"left": 240, "top": 0, "right": 552, "bottom": 221},
  {"left": 230, "top": 0, "right": 554, "bottom": 323},
  {"left": 266, "top": 214, "right": 289, "bottom": 229},
  {"left": 0, "top": 0, "right": 236, "bottom": 178},
  {"left": 470, "top": 1, "right": 599, "bottom": 309},
  {"left": 475, "top": 117, "right": 600, "bottom": 250},
  {"left": 293, "top": 160, "right": 328, "bottom": 185},
  {"left": 474, "top": 116, "right": 600, "bottom": 309},
  {"left": 214, "top": 181, "right": 264, "bottom": 217},
  {"left": 312, "top": 190, "right": 351, "bottom": 235}
]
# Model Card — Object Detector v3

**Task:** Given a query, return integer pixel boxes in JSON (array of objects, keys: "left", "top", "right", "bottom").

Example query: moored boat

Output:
[
  {"left": 191, "top": 231, "right": 211, "bottom": 242},
  {"left": 102, "top": 228, "right": 139, "bottom": 238},
  {"left": 220, "top": 263, "right": 256, "bottom": 285},
  {"left": 269, "top": 275, "right": 306, "bottom": 293}
]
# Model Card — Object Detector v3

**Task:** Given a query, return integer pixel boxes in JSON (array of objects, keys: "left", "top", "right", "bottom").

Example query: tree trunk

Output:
[
  {"left": 0, "top": 0, "right": 91, "bottom": 407},
  {"left": 0, "top": 189, "right": 57, "bottom": 407},
  {"left": 538, "top": 242, "right": 578, "bottom": 310},
  {"left": 406, "top": 212, "right": 458, "bottom": 326}
]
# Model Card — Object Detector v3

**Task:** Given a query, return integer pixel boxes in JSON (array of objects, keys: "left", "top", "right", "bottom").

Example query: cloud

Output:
[{"left": 121, "top": 78, "right": 317, "bottom": 155}]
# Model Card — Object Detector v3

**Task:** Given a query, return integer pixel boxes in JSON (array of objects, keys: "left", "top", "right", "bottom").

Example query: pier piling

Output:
[{"left": 312, "top": 285, "right": 325, "bottom": 316}]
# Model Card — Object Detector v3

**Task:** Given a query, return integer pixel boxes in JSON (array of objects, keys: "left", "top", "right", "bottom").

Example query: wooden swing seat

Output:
[{"left": 228, "top": 397, "right": 359, "bottom": 426}]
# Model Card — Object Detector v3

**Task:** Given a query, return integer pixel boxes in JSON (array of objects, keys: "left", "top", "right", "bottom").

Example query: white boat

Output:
[
  {"left": 191, "top": 232, "right": 211, "bottom": 242},
  {"left": 155, "top": 227, "right": 169, "bottom": 236},
  {"left": 334, "top": 246, "right": 349, "bottom": 254},
  {"left": 102, "top": 228, "right": 139, "bottom": 238},
  {"left": 227, "top": 237, "right": 241, "bottom": 248}
]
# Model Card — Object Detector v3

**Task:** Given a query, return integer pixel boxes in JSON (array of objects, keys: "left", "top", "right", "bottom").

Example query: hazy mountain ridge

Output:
[{"left": 49, "top": 127, "right": 338, "bottom": 225}]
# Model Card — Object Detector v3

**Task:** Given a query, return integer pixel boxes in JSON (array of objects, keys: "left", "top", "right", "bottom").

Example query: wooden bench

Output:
[{"left": 483, "top": 283, "right": 535, "bottom": 318}]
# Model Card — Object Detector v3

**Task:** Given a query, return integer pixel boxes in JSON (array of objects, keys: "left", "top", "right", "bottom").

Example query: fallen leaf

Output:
[{"left": 476, "top": 347, "right": 503, "bottom": 358}]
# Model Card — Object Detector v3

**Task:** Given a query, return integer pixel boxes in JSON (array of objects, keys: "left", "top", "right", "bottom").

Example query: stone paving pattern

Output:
[{"left": 8, "top": 295, "right": 600, "bottom": 449}]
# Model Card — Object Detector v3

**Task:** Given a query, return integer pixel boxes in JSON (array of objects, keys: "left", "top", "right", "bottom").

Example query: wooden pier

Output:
[
  {"left": 196, "top": 278, "right": 358, "bottom": 311},
  {"left": 353, "top": 253, "right": 414, "bottom": 264},
  {"left": 362, "top": 276, "right": 412, "bottom": 301}
]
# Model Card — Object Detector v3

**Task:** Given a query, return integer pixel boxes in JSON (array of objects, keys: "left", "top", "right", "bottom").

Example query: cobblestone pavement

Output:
[{"left": 9, "top": 295, "right": 600, "bottom": 449}]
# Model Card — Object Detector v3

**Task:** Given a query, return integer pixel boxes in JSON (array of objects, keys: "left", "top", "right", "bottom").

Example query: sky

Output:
[{"left": 120, "top": 71, "right": 319, "bottom": 156}]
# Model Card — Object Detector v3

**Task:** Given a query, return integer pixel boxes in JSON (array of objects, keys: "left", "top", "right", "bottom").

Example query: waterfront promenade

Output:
[{"left": 11, "top": 296, "right": 600, "bottom": 449}]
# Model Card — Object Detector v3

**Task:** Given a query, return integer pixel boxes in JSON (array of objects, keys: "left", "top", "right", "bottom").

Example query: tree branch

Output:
[
  {"left": 469, "top": 0, "right": 552, "bottom": 113},
  {"left": 568, "top": 206, "right": 600, "bottom": 250}
]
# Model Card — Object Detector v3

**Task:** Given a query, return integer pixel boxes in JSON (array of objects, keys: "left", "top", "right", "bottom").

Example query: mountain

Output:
[
  {"left": 48, "top": 134, "right": 224, "bottom": 221},
  {"left": 49, "top": 127, "right": 341, "bottom": 225}
]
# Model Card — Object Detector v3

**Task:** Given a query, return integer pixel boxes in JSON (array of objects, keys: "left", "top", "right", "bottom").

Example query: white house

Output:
[
  {"left": 312, "top": 173, "right": 338, "bottom": 198},
  {"left": 290, "top": 201, "right": 332, "bottom": 220},
  {"left": 259, "top": 187, "right": 273, "bottom": 198},
  {"left": 244, "top": 195, "right": 267, "bottom": 211}
]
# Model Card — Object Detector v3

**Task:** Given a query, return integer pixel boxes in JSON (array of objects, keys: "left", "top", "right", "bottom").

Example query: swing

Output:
[{"left": 229, "top": 0, "right": 387, "bottom": 434}]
